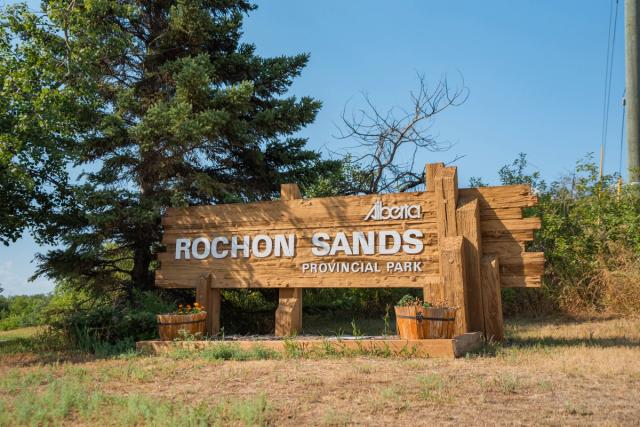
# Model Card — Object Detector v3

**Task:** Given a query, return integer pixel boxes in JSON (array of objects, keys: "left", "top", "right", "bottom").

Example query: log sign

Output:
[
  {"left": 173, "top": 200, "right": 425, "bottom": 274},
  {"left": 156, "top": 164, "right": 543, "bottom": 338}
]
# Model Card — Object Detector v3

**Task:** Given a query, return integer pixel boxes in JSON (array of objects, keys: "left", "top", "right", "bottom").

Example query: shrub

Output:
[
  {"left": 50, "top": 291, "right": 173, "bottom": 354},
  {"left": 489, "top": 154, "right": 640, "bottom": 315},
  {"left": 0, "top": 294, "right": 51, "bottom": 331}
]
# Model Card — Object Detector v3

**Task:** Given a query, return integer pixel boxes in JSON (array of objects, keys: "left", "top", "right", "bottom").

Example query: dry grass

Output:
[{"left": 1, "top": 316, "right": 639, "bottom": 426}]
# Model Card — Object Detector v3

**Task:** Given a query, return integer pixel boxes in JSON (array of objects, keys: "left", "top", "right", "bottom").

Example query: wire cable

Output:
[
  {"left": 619, "top": 90, "right": 627, "bottom": 176},
  {"left": 601, "top": 0, "right": 621, "bottom": 174}
]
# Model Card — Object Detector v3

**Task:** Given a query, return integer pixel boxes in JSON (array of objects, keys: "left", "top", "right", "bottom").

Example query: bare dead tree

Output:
[{"left": 334, "top": 74, "right": 468, "bottom": 194}]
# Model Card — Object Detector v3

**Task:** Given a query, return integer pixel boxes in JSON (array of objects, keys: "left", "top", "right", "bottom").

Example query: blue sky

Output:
[{"left": 0, "top": 0, "right": 626, "bottom": 295}]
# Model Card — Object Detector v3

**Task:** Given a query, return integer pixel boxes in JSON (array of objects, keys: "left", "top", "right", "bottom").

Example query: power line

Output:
[
  {"left": 600, "top": 0, "right": 621, "bottom": 177},
  {"left": 619, "top": 90, "right": 627, "bottom": 176}
]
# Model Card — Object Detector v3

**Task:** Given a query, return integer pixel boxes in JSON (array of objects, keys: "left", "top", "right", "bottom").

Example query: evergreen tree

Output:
[{"left": 1, "top": 1, "right": 331, "bottom": 300}]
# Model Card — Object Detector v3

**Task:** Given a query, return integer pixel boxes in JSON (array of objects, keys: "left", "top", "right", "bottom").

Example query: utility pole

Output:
[{"left": 626, "top": 0, "right": 640, "bottom": 183}]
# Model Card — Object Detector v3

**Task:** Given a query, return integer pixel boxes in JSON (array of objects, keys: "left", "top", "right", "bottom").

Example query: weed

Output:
[
  {"left": 0, "top": 368, "right": 54, "bottom": 393},
  {"left": 379, "top": 386, "right": 409, "bottom": 413},
  {"left": 565, "top": 402, "right": 594, "bottom": 417},
  {"left": 320, "top": 339, "right": 341, "bottom": 356},
  {"left": 382, "top": 304, "right": 392, "bottom": 336},
  {"left": 537, "top": 379, "right": 554, "bottom": 392},
  {"left": 231, "top": 394, "right": 270, "bottom": 426},
  {"left": 251, "top": 345, "right": 280, "bottom": 360},
  {"left": 350, "top": 319, "right": 362, "bottom": 337},
  {"left": 174, "top": 329, "right": 204, "bottom": 341},
  {"left": 199, "top": 343, "right": 280, "bottom": 361},
  {"left": 322, "top": 408, "right": 351, "bottom": 426},
  {"left": 497, "top": 374, "right": 521, "bottom": 394},
  {"left": 283, "top": 339, "right": 305, "bottom": 358},
  {"left": 356, "top": 364, "right": 373, "bottom": 374},
  {"left": 167, "top": 347, "right": 194, "bottom": 360},
  {"left": 417, "top": 373, "right": 447, "bottom": 401}
]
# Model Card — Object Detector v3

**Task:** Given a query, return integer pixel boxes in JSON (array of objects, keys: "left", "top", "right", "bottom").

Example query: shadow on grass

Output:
[
  {"left": 508, "top": 335, "right": 640, "bottom": 348},
  {"left": 470, "top": 334, "right": 640, "bottom": 358},
  {"left": 0, "top": 334, "right": 138, "bottom": 367}
]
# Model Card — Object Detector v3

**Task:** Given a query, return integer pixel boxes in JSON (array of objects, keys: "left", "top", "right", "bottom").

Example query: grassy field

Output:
[{"left": 1, "top": 317, "right": 639, "bottom": 426}]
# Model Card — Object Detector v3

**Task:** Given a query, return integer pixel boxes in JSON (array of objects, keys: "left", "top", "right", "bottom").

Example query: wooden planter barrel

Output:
[
  {"left": 157, "top": 312, "right": 207, "bottom": 341},
  {"left": 394, "top": 306, "right": 424, "bottom": 339},
  {"left": 421, "top": 307, "right": 457, "bottom": 339}
]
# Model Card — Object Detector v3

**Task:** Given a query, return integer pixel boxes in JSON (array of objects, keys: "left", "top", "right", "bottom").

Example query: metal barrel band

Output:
[
  {"left": 396, "top": 314, "right": 424, "bottom": 321},
  {"left": 396, "top": 315, "right": 455, "bottom": 321},
  {"left": 157, "top": 319, "right": 205, "bottom": 326}
]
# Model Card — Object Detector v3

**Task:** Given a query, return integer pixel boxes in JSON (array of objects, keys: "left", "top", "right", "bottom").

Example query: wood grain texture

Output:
[
  {"left": 275, "top": 184, "right": 304, "bottom": 336},
  {"left": 438, "top": 236, "right": 468, "bottom": 336},
  {"left": 480, "top": 255, "right": 504, "bottom": 341},
  {"left": 280, "top": 183, "right": 302, "bottom": 200},
  {"left": 275, "top": 289, "right": 302, "bottom": 336},
  {"left": 421, "top": 307, "right": 457, "bottom": 339},
  {"left": 157, "top": 191, "right": 437, "bottom": 289},
  {"left": 156, "top": 172, "right": 543, "bottom": 290},
  {"left": 456, "top": 197, "right": 484, "bottom": 333},
  {"left": 434, "top": 167, "right": 458, "bottom": 237},
  {"left": 500, "top": 275, "right": 542, "bottom": 288},
  {"left": 156, "top": 312, "right": 206, "bottom": 341},
  {"left": 425, "top": 162, "right": 445, "bottom": 192},
  {"left": 196, "top": 274, "right": 221, "bottom": 335},
  {"left": 395, "top": 306, "right": 424, "bottom": 339}
]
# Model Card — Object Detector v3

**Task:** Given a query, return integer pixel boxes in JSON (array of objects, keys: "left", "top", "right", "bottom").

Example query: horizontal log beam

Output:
[{"left": 155, "top": 275, "right": 441, "bottom": 289}]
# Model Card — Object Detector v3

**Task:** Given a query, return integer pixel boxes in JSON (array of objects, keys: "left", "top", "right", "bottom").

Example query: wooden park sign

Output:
[{"left": 155, "top": 163, "right": 543, "bottom": 340}]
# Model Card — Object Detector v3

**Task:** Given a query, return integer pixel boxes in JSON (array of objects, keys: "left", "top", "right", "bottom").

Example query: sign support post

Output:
[
  {"left": 275, "top": 184, "right": 303, "bottom": 336},
  {"left": 196, "top": 273, "right": 220, "bottom": 336}
]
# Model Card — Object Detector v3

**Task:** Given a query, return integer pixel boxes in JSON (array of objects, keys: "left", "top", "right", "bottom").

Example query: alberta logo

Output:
[{"left": 364, "top": 200, "right": 422, "bottom": 221}]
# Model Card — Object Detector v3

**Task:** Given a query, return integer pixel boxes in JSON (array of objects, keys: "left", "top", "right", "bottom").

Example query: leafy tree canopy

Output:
[{"left": 1, "top": 0, "right": 335, "bottom": 300}]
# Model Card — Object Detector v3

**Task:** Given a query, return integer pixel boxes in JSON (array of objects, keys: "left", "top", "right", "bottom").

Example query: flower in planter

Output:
[{"left": 174, "top": 302, "right": 205, "bottom": 315}]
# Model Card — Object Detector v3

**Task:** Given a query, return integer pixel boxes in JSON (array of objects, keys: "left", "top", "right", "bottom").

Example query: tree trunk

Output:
[{"left": 131, "top": 238, "right": 153, "bottom": 293}]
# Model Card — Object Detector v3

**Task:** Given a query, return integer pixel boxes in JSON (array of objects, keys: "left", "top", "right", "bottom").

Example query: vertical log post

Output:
[
  {"left": 480, "top": 255, "right": 504, "bottom": 341},
  {"left": 425, "top": 162, "right": 445, "bottom": 192},
  {"left": 439, "top": 236, "right": 468, "bottom": 335},
  {"left": 455, "top": 197, "right": 485, "bottom": 334},
  {"left": 428, "top": 165, "right": 470, "bottom": 335},
  {"left": 427, "top": 163, "right": 489, "bottom": 335},
  {"left": 424, "top": 162, "right": 446, "bottom": 304},
  {"left": 275, "top": 184, "right": 303, "bottom": 336},
  {"left": 434, "top": 167, "right": 458, "bottom": 238},
  {"left": 196, "top": 273, "right": 221, "bottom": 336}
]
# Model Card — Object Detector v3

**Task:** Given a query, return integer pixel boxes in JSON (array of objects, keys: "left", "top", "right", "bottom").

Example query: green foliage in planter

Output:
[{"left": 396, "top": 294, "right": 422, "bottom": 307}]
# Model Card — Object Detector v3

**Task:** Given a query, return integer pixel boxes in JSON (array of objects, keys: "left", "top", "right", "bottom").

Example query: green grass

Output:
[
  {"left": 167, "top": 343, "right": 281, "bottom": 361},
  {"left": 417, "top": 373, "right": 448, "bottom": 401},
  {"left": 0, "top": 369, "right": 271, "bottom": 427},
  {"left": 0, "top": 326, "right": 43, "bottom": 339}
]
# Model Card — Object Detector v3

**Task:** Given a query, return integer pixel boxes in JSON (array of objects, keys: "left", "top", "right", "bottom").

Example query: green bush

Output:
[
  {"left": 535, "top": 158, "right": 640, "bottom": 313},
  {"left": 0, "top": 294, "right": 51, "bottom": 331},
  {"left": 487, "top": 154, "right": 640, "bottom": 315},
  {"left": 50, "top": 291, "right": 173, "bottom": 354}
]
